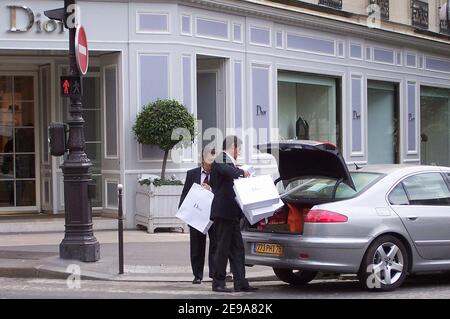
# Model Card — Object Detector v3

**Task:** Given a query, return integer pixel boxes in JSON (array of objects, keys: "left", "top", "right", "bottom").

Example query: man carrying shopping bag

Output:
[
  {"left": 179, "top": 147, "right": 216, "bottom": 284},
  {"left": 209, "top": 136, "right": 258, "bottom": 293}
]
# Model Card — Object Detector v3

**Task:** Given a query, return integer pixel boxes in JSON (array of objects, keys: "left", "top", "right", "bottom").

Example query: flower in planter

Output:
[
  {"left": 138, "top": 175, "right": 184, "bottom": 187},
  {"left": 133, "top": 99, "right": 196, "bottom": 185}
]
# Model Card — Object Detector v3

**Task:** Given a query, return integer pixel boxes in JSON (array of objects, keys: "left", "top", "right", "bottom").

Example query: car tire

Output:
[
  {"left": 358, "top": 235, "right": 409, "bottom": 292},
  {"left": 273, "top": 268, "right": 318, "bottom": 286}
]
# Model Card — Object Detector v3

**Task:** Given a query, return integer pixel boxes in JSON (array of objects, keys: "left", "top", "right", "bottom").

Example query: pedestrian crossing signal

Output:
[{"left": 60, "top": 76, "right": 82, "bottom": 97}]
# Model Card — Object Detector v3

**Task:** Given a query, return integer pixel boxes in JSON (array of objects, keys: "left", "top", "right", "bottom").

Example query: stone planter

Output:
[{"left": 135, "top": 183, "right": 187, "bottom": 233}]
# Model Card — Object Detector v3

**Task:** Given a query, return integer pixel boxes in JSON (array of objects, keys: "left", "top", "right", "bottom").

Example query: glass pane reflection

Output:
[
  {"left": 0, "top": 128, "right": 13, "bottom": 153},
  {"left": 16, "top": 180, "right": 36, "bottom": 206},
  {"left": 14, "top": 77, "right": 34, "bottom": 101},
  {"left": 0, "top": 154, "right": 14, "bottom": 179},
  {"left": 15, "top": 128, "right": 35, "bottom": 153},
  {"left": 0, "top": 76, "right": 12, "bottom": 112},
  {"left": 0, "top": 180, "right": 14, "bottom": 207},
  {"left": 14, "top": 102, "right": 34, "bottom": 127},
  {"left": 15, "top": 155, "right": 35, "bottom": 178}
]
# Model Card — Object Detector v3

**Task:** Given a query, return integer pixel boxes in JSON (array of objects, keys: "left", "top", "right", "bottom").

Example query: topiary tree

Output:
[{"left": 133, "top": 99, "right": 196, "bottom": 182}]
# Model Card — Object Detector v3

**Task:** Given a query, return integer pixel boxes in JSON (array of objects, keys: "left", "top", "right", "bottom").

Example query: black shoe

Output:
[
  {"left": 212, "top": 286, "right": 233, "bottom": 293},
  {"left": 234, "top": 285, "right": 259, "bottom": 292},
  {"left": 192, "top": 278, "right": 202, "bottom": 284}
]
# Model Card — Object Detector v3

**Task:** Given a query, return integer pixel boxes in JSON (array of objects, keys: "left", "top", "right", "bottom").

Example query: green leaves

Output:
[
  {"left": 132, "top": 99, "right": 196, "bottom": 152},
  {"left": 132, "top": 99, "right": 196, "bottom": 182}
]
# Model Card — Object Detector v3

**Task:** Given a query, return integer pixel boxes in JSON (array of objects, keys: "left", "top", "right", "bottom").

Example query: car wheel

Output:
[
  {"left": 358, "top": 235, "right": 409, "bottom": 292},
  {"left": 273, "top": 268, "right": 318, "bottom": 286}
]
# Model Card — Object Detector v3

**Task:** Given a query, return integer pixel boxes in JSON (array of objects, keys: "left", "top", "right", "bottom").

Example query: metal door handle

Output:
[{"left": 407, "top": 216, "right": 419, "bottom": 221}]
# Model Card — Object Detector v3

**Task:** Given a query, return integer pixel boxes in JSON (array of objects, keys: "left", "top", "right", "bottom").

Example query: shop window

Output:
[
  {"left": 0, "top": 76, "right": 36, "bottom": 208},
  {"left": 367, "top": 81, "right": 399, "bottom": 164},
  {"left": 277, "top": 71, "right": 341, "bottom": 149},
  {"left": 420, "top": 86, "right": 450, "bottom": 167}
]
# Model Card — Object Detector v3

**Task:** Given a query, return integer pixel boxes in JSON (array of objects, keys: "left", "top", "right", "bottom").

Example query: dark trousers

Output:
[
  {"left": 212, "top": 217, "right": 249, "bottom": 289},
  {"left": 190, "top": 225, "right": 216, "bottom": 280}
]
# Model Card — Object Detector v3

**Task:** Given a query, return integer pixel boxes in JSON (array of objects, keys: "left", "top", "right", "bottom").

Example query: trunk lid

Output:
[{"left": 258, "top": 141, "right": 356, "bottom": 190}]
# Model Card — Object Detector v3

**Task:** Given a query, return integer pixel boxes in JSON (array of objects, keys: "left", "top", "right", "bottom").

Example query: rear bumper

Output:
[{"left": 243, "top": 231, "right": 370, "bottom": 273}]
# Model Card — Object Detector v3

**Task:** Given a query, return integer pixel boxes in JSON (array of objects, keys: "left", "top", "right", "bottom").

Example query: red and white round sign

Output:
[{"left": 75, "top": 26, "right": 89, "bottom": 75}]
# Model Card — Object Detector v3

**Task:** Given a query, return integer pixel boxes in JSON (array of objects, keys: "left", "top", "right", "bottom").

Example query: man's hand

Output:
[
  {"left": 243, "top": 170, "right": 251, "bottom": 178},
  {"left": 202, "top": 183, "right": 212, "bottom": 191}
]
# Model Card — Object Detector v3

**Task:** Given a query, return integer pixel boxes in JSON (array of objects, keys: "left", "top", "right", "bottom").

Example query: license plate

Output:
[{"left": 253, "top": 243, "right": 284, "bottom": 256}]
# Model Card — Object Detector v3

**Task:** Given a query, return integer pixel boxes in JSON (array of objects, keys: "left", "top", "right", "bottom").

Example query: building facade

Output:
[{"left": 0, "top": 0, "right": 449, "bottom": 228}]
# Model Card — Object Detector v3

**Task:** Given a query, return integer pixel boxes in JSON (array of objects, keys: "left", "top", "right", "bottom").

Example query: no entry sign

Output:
[{"left": 75, "top": 25, "right": 89, "bottom": 75}]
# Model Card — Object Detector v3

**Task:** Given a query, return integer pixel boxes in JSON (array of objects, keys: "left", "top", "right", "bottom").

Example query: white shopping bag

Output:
[
  {"left": 233, "top": 175, "right": 280, "bottom": 211},
  {"left": 243, "top": 199, "right": 284, "bottom": 225},
  {"left": 176, "top": 183, "right": 214, "bottom": 234}
]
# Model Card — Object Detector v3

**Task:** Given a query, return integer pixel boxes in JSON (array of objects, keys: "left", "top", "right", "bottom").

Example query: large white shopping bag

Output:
[
  {"left": 243, "top": 199, "right": 285, "bottom": 225},
  {"left": 176, "top": 183, "right": 214, "bottom": 234},
  {"left": 233, "top": 175, "right": 280, "bottom": 211}
]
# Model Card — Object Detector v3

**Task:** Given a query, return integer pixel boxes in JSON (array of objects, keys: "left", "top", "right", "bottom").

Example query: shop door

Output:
[
  {"left": 420, "top": 86, "right": 450, "bottom": 166},
  {"left": 367, "top": 81, "right": 399, "bottom": 164},
  {"left": 197, "top": 57, "right": 227, "bottom": 151},
  {"left": 0, "top": 74, "right": 39, "bottom": 211},
  {"left": 100, "top": 53, "right": 121, "bottom": 211}
]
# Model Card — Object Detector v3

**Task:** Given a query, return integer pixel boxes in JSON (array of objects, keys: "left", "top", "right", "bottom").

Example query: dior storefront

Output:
[{"left": 0, "top": 0, "right": 449, "bottom": 228}]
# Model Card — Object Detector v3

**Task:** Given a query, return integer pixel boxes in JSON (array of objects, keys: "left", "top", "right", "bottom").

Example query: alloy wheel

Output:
[{"left": 371, "top": 242, "right": 404, "bottom": 285}]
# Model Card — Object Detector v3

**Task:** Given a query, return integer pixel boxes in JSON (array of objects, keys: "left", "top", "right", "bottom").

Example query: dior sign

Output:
[{"left": 7, "top": 5, "right": 65, "bottom": 33}]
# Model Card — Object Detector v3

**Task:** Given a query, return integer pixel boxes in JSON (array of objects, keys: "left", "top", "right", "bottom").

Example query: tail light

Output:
[{"left": 304, "top": 209, "right": 348, "bottom": 223}]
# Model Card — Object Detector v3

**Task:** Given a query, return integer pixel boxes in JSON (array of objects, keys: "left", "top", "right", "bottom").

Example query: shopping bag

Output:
[
  {"left": 233, "top": 175, "right": 280, "bottom": 211},
  {"left": 176, "top": 183, "right": 214, "bottom": 234},
  {"left": 243, "top": 199, "right": 284, "bottom": 225}
]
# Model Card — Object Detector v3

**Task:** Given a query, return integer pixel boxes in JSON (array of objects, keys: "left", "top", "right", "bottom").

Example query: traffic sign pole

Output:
[{"left": 58, "top": 0, "right": 100, "bottom": 262}]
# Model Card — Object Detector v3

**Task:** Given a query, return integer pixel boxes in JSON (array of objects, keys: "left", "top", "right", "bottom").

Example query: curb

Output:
[{"left": 0, "top": 265, "right": 277, "bottom": 283}]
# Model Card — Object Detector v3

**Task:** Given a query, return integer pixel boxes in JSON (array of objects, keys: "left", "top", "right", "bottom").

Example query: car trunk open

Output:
[
  {"left": 247, "top": 141, "right": 355, "bottom": 235},
  {"left": 258, "top": 141, "right": 355, "bottom": 190}
]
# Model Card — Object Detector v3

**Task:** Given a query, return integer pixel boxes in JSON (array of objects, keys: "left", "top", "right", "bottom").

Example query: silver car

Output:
[{"left": 242, "top": 141, "right": 450, "bottom": 291}]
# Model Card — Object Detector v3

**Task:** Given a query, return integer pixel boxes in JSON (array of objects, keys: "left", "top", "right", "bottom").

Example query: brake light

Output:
[{"left": 304, "top": 210, "right": 348, "bottom": 223}]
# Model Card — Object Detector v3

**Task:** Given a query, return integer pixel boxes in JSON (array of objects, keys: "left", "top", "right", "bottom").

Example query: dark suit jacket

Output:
[
  {"left": 179, "top": 167, "right": 202, "bottom": 208},
  {"left": 209, "top": 152, "right": 245, "bottom": 221}
]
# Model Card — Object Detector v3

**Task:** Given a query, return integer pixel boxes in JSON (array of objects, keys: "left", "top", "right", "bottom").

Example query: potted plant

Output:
[{"left": 133, "top": 99, "right": 196, "bottom": 233}]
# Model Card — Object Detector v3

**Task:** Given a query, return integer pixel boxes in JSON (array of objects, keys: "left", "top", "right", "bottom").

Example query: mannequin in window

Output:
[{"left": 296, "top": 116, "right": 309, "bottom": 140}]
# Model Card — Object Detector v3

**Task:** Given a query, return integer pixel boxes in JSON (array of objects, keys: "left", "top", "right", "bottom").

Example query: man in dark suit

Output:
[
  {"left": 179, "top": 148, "right": 216, "bottom": 284},
  {"left": 209, "top": 136, "right": 258, "bottom": 293}
]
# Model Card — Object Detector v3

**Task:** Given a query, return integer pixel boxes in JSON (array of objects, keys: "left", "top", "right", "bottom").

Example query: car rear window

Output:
[{"left": 282, "top": 172, "right": 383, "bottom": 201}]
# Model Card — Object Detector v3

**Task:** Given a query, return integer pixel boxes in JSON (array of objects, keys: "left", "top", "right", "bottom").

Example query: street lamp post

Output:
[{"left": 46, "top": 0, "right": 100, "bottom": 262}]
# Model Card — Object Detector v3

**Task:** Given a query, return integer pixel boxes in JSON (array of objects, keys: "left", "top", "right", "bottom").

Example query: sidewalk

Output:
[{"left": 0, "top": 230, "right": 276, "bottom": 282}]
